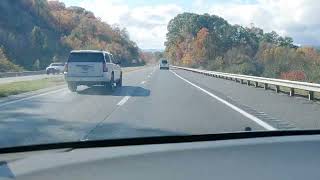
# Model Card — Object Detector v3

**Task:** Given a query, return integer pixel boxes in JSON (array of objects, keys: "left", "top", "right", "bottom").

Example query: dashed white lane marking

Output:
[
  {"left": 141, "top": 81, "right": 146, "bottom": 84},
  {"left": 117, "top": 96, "right": 131, "bottom": 106},
  {"left": 170, "top": 70, "right": 276, "bottom": 131},
  {"left": 0, "top": 88, "right": 67, "bottom": 108}
]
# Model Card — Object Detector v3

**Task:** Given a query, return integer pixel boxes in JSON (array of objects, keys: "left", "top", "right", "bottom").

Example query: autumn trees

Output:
[
  {"left": 0, "top": 0, "right": 142, "bottom": 71},
  {"left": 165, "top": 13, "right": 320, "bottom": 82}
]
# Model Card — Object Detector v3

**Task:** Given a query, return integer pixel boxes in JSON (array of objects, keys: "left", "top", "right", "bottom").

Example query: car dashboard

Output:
[{"left": 1, "top": 134, "right": 320, "bottom": 180}]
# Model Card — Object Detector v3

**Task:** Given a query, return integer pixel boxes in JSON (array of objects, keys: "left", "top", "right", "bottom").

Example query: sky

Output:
[{"left": 57, "top": 0, "right": 320, "bottom": 49}]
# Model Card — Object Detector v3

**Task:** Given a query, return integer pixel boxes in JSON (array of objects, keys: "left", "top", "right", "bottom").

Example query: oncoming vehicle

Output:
[
  {"left": 64, "top": 50, "right": 122, "bottom": 92},
  {"left": 159, "top": 59, "right": 169, "bottom": 70},
  {"left": 46, "top": 63, "right": 65, "bottom": 74}
]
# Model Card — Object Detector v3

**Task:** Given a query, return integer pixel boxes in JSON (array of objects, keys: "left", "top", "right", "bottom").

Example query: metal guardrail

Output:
[
  {"left": 0, "top": 70, "right": 46, "bottom": 78},
  {"left": 173, "top": 66, "right": 320, "bottom": 100}
]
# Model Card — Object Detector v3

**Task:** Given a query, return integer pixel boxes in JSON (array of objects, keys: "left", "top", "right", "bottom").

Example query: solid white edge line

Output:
[
  {"left": 170, "top": 70, "right": 277, "bottom": 131},
  {"left": 0, "top": 88, "right": 67, "bottom": 108},
  {"left": 117, "top": 96, "right": 131, "bottom": 106}
]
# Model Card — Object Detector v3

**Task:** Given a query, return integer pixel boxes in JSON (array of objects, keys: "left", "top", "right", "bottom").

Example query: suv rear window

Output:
[{"left": 68, "top": 52, "right": 105, "bottom": 62}]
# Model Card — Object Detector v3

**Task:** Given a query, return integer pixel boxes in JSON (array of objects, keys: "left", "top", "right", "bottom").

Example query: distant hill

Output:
[
  {"left": 165, "top": 12, "right": 320, "bottom": 82},
  {"left": 0, "top": 0, "right": 142, "bottom": 72}
]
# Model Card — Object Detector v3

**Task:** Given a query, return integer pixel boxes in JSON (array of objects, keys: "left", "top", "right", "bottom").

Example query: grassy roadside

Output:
[
  {"left": 0, "top": 77, "right": 65, "bottom": 98},
  {"left": 0, "top": 65, "right": 147, "bottom": 98}
]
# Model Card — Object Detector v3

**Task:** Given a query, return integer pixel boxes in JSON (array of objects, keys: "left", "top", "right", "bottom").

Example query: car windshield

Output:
[{"left": 0, "top": 0, "right": 320, "bottom": 149}]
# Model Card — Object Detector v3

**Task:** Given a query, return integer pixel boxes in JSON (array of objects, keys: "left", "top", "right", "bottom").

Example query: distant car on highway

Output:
[
  {"left": 64, "top": 50, "right": 122, "bottom": 92},
  {"left": 46, "top": 63, "right": 65, "bottom": 74},
  {"left": 159, "top": 59, "right": 169, "bottom": 70}
]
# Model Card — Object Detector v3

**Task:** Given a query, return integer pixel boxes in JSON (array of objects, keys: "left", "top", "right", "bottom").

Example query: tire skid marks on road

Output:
[{"left": 171, "top": 70, "right": 277, "bottom": 131}]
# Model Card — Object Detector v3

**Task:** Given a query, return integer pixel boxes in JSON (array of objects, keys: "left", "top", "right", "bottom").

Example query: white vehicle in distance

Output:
[
  {"left": 46, "top": 63, "right": 65, "bottom": 74},
  {"left": 159, "top": 59, "right": 169, "bottom": 70},
  {"left": 64, "top": 50, "right": 122, "bottom": 92}
]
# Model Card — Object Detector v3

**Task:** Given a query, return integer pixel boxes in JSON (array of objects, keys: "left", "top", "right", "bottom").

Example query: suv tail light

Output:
[
  {"left": 103, "top": 62, "right": 108, "bottom": 72},
  {"left": 64, "top": 63, "right": 68, "bottom": 72}
]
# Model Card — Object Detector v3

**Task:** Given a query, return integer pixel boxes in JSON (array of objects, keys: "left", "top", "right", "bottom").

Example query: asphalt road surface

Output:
[{"left": 1, "top": 66, "right": 320, "bottom": 148}]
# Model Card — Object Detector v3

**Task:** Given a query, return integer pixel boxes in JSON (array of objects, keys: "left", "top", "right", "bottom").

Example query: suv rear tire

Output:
[
  {"left": 68, "top": 82, "right": 77, "bottom": 92},
  {"left": 105, "top": 74, "right": 115, "bottom": 92},
  {"left": 116, "top": 72, "right": 122, "bottom": 87}
]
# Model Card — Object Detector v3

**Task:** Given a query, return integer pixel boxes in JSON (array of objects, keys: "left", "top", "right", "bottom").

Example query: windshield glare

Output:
[{"left": 0, "top": 0, "right": 319, "bottom": 149}]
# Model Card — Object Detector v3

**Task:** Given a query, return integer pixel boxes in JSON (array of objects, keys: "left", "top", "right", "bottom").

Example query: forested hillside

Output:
[
  {"left": 0, "top": 0, "right": 142, "bottom": 72},
  {"left": 165, "top": 13, "right": 320, "bottom": 82}
]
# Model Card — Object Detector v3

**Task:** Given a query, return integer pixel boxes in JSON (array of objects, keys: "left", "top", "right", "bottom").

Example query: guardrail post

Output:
[
  {"left": 308, "top": 91, "right": 314, "bottom": 101},
  {"left": 247, "top": 80, "right": 250, "bottom": 86},
  {"left": 254, "top": 82, "right": 258, "bottom": 87},
  {"left": 275, "top": 85, "right": 280, "bottom": 93},
  {"left": 234, "top": 78, "right": 238, "bottom": 82},
  {"left": 289, "top": 88, "right": 295, "bottom": 97},
  {"left": 240, "top": 79, "right": 244, "bottom": 84},
  {"left": 264, "top": 83, "right": 268, "bottom": 90}
]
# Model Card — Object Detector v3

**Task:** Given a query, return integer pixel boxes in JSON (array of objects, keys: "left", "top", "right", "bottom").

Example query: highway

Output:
[
  {"left": 0, "top": 67, "right": 143, "bottom": 84},
  {"left": 1, "top": 66, "right": 320, "bottom": 148}
]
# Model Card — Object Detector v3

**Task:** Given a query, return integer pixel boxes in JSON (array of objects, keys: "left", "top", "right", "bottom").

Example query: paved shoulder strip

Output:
[{"left": 171, "top": 70, "right": 277, "bottom": 131}]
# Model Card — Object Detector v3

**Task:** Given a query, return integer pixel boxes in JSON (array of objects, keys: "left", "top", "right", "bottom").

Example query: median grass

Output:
[{"left": 0, "top": 77, "right": 65, "bottom": 98}]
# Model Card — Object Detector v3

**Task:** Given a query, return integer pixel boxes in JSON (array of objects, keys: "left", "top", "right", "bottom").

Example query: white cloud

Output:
[
  {"left": 79, "top": 0, "right": 129, "bottom": 25},
  {"left": 120, "top": 4, "right": 182, "bottom": 49},
  {"left": 76, "top": 0, "right": 182, "bottom": 49},
  {"left": 61, "top": 0, "right": 320, "bottom": 48},
  {"left": 210, "top": 0, "right": 320, "bottom": 45}
]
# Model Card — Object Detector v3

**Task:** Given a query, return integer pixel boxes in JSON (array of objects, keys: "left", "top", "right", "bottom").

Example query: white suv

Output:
[{"left": 64, "top": 50, "right": 122, "bottom": 92}]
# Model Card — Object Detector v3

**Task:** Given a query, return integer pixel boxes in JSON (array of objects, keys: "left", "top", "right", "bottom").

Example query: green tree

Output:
[
  {"left": 32, "top": 59, "right": 40, "bottom": 70},
  {"left": 0, "top": 48, "right": 22, "bottom": 72},
  {"left": 31, "top": 26, "right": 46, "bottom": 49}
]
